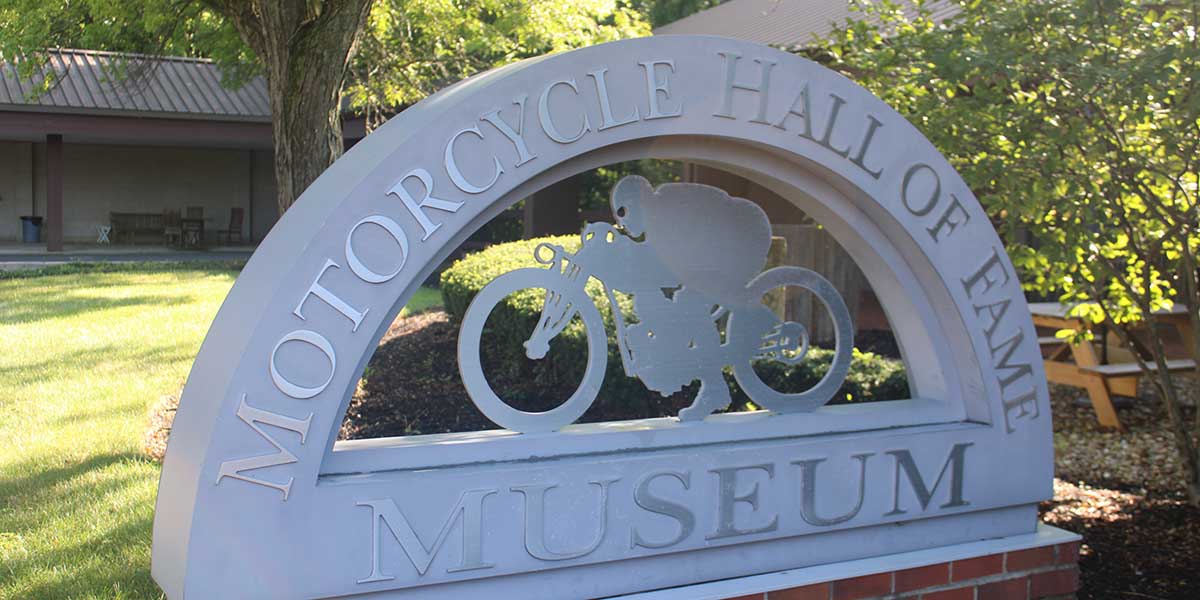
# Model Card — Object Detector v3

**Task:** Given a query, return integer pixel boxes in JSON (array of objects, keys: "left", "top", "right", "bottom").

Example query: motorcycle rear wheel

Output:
[{"left": 730, "top": 266, "right": 854, "bottom": 413}]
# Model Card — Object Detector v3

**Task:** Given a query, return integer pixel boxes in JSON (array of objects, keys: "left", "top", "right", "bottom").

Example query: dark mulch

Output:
[
  {"left": 1043, "top": 384, "right": 1200, "bottom": 599},
  {"left": 1051, "top": 383, "right": 1194, "bottom": 494},
  {"left": 337, "top": 312, "right": 1200, "bottom": 599},
  {"left": 341, "top": 312, "right": 486, "bottom": 438},
  {"left": 1041, "top": 480, "right": 1200, "bottom": 599},
  {"left": 339, "top": 311, "right": 696, "bottom": 440}
]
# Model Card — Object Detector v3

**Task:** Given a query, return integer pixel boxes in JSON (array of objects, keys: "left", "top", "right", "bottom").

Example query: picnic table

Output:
[{"left": 1031, "top": 302, "right": 1196, "bottom": 430}]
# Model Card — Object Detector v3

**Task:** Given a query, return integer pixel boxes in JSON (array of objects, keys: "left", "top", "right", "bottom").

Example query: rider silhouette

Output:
[{"left": 578, "top": 176, "right": 774, "bottom": 421}]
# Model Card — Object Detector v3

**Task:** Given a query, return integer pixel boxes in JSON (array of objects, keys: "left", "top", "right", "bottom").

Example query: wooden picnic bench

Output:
[
  {"left": 1031, "top": 302, "right": 1196, "bottom": 431},
  {"left": 110, "top": 212, "right": 164, "bottom": 245}
]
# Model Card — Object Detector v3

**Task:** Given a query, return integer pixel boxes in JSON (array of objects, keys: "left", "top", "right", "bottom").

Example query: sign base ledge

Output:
[{"left": 612, "top": 524, "right": 1080, "bottom": 600}]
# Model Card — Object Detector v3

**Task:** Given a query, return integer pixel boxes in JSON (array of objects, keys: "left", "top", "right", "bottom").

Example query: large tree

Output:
[
  {"left": 0, "top": 0, "right": 648, "bottom": 213},
  {"left": 810, "top": 0, "right": 1200, "bottom": 503},
  {"left": 346, "top": 0, "right": 647, "bottom": 130},
  {"left": 206, "top": 1, "right": 374, "bottom": 213}
]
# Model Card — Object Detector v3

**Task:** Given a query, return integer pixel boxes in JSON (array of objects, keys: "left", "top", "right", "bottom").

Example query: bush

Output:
[
  {"left": 730, "top": 348, "right": 909, "bottom": 408},
  {"left": 441, "top": 235, "right": 633, "bottom": 409},
  {"left": 441, "top": 235, "right": 583, "bottom": 324},
  {"left": 440, "top": 236, "right": 908, "bottom": 414}
]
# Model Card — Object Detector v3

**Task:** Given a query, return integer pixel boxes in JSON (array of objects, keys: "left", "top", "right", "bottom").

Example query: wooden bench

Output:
[
  {"left": 110, "top": 212, "right": 164, "bottom": 244},
  {"left": 1079, "top": 359, "right": 1197, "bottom": 377},
  {"left": 1031, "top": 301, "right": 1197, "bottom": 431},
  {"left": 1038, "top": 336, "right": 1070, "bottom": 361},
  {"left": 1072, "top": 360, "right": 1197, "bottom": 429}
]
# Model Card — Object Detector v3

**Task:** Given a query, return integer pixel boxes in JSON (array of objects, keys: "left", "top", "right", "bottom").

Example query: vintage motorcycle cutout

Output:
[{"left": 457, "top": 176, "right": 853, "bottom": 433}]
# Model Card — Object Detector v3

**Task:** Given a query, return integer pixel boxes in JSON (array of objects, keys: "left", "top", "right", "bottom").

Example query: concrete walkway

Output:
[{"left": 0, "top": 243, "right": 254, "bottom": 270}]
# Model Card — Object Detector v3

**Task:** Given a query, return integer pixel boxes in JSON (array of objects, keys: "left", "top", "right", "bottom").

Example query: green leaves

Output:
[
  {"left": 0, "top": 0, "right": 649, "bottom": 118},
  {"left": 812, "top": 0, "right": 1199, "bottom": 332},
  {"left": 345, "top": 0, "right": 649, "bottom": 127},
  {"left": 0, "top": 0, "right": 255, "bottom": 90}
]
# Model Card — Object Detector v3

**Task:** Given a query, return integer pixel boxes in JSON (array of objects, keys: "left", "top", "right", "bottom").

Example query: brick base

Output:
[{"left": 722, "top": 541, "right": 1080, "bottom": 600}]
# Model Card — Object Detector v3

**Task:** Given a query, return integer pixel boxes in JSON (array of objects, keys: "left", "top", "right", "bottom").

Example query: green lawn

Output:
[
  {"left": 399, "top": 285, "right": 442, "bottom": 317},
  {"left": 0, "top": 264, "right": 440, "bottom": 599}
]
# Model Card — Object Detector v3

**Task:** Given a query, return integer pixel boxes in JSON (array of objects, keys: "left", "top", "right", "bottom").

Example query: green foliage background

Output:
[
  {"left": 0, "top": 0, "right": 717, "bottom": 119},
  {"left": 346, "top": 0, "right": 650, "bottom": 127},
  {"left": 809, "top": 0, "right": 1199, "bottom": 328}
]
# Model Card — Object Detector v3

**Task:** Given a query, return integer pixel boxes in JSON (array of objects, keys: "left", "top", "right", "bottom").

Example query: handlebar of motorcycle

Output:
[{"left": 533, "top": 242, "right": 564, "bottom": 265}]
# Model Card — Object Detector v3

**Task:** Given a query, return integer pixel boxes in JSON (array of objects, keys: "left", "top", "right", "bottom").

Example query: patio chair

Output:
[
  {"left": 217, "top": 207, "right": 245, "bottom": 245},
  {"left": 163, "top": 209, "right": 182, "bottom": 247},
  {"left": 180, "top": 207, "right": 204, "bottom": 248}
]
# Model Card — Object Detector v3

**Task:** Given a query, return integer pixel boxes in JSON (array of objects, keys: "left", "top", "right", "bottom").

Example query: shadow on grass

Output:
[
  {"left": 0, "top": 452, "right": 144, "bottom": 501},
  {"left": 0, "top": 292, "right": 197, "bottom": 324},
  {"left": 6, "top": 509, "right": 161, "bottom": 600},
  {"left": 0, "top": 261, "right": 241, "bottom": 323},
  {"left": 0, "top": 343, "right": 197, "bottom": 392},
  {"left": 0, "top": 260, "right": 244, "bottom": 281},
  {"left": 1, "top": 452, "right": 162, "bottom": 597}
]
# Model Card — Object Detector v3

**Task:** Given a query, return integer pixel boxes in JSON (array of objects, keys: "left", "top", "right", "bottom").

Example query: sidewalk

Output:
[{"left": 0, "top": 243, "right": 254, "bottom": 270}]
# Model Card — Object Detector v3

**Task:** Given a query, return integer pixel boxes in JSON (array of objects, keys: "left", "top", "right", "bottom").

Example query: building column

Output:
[
  {"left": 247, "top": 149, "right": 255, "bottom": 243},
  {"left": 523, "top": 175, "right": 581, "bottom": 239},
  {"left": 46, "top": 134, "right": 64, "bottom": 252}
]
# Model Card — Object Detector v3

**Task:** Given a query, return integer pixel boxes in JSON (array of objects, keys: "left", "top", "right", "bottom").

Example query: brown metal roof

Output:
[
  {"left": 654, "top": 0, "right": 960, "bottom": 49},
  {"left": 0, "top": 49, "right": 271, "bottom": 121}
]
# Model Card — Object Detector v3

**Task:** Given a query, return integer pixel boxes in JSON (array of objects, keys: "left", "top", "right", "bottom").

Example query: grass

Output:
[
  {"left": 399, "top": 285, "right": 442, "bottom": 317},
  {"left": 0, "top": 263, "right": 440, "bottom": 599}
]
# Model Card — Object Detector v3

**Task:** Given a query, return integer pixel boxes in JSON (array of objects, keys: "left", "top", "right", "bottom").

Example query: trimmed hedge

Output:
[
  {"left": 440, "top": 236, "right": 908, "bottom": 413},
  {"left": 442, "top": 235, "right": 585, "bottom": 324}
]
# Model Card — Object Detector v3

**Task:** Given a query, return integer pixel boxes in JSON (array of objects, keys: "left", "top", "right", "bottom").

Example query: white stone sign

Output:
[{"left": 152, "top": 35, "right": 1053, "bottom": 599}]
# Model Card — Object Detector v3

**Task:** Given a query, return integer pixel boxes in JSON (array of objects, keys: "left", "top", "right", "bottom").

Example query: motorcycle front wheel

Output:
[{"left": 457, "top": 267, "right": 608, "bottom": 433}]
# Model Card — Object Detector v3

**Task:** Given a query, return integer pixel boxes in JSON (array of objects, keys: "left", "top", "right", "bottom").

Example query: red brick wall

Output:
[{"left": 723, "top": 541, "right": 1080, "bottom": 600}]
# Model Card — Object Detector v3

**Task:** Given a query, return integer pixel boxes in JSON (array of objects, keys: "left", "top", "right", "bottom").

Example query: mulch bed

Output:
[
  {"left": 1050, "top": 383, "right": 1193, "bottom": 494},
  {"left": 1042, "top": 480, "right": 1200, "bottom": 599},
  {"left": 338, "top": 311, "right": 697, "bottom": 440},
  {"left": 340, "top": 312, "right": 489, "bottom": 438},
  {"left": 1042, "top": 385, "right": 1200, "bottom": 599},
  {"left": 142, "top": 387, "right": 181, "bottom": 462}
]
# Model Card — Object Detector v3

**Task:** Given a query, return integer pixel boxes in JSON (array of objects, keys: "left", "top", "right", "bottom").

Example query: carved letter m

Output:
[
  {"left": 215, "top": 395, "right": 312, "bottom": 500},
  {"left": 357, "top": 489, "right": 496, "bottom": 583},
  {"left": 886, "top": 443, "right": 972, "bottom": 516}
]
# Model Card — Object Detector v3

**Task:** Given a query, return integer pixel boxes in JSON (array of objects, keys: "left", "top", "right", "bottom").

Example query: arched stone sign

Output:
[{"left": 153, "top": 36, "right": 1060, "bottom": 599}]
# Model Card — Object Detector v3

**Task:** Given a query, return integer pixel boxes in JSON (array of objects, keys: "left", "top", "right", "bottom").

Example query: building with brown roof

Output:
[{"left": 0, "top": 49, "right": 364, "bottom": 248}]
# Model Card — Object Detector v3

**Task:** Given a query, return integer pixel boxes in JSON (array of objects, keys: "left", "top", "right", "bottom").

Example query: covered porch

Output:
[
  {"left": 0, "top": 126, "right": 278, "bottom": 249},
  {"left": 0, "top": 49, "right": 364, "bottom": 250}
]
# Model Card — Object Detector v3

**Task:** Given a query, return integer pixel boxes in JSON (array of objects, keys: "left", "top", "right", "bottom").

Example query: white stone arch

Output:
[{"left": 153, "top": 36, "right": 1052, "bottom": 599}]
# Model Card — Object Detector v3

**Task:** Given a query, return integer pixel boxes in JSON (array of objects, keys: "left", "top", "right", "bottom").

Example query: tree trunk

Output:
[
  {"left": 1146, "top": 328, "right": 1200, "bottom": 506},
  {"left": 1180, "top": 243, "right": 1200, "bottom": 504},
  {"left": 1111, "top": 316, "right": 1200, "bottom": 507},
  {"left": 207, "top": 0, "right": 374, "bottom": 214}
]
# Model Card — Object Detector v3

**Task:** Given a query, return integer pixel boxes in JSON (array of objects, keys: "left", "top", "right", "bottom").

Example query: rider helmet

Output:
[{"left": 610, "top": 175, "right": 651, "bottom": 237}]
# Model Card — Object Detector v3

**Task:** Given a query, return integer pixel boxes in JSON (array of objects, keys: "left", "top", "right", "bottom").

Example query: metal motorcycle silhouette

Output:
[{"left": 458, "top": 176, "right": 853, "bottom": 433}]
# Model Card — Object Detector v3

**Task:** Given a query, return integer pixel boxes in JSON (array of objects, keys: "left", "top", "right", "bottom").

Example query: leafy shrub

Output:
[
  {"left": 441, "top": 235, "right": 634, "bottom": 408},
  {"left": 729, "top": 348, "right": 909, "bottom": 408},
  {"left": 441, "top": 235, "right": 583, "bottom": 324},
  {"left": 441, "top": 236, "right": 908, "bottom": 413}
]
